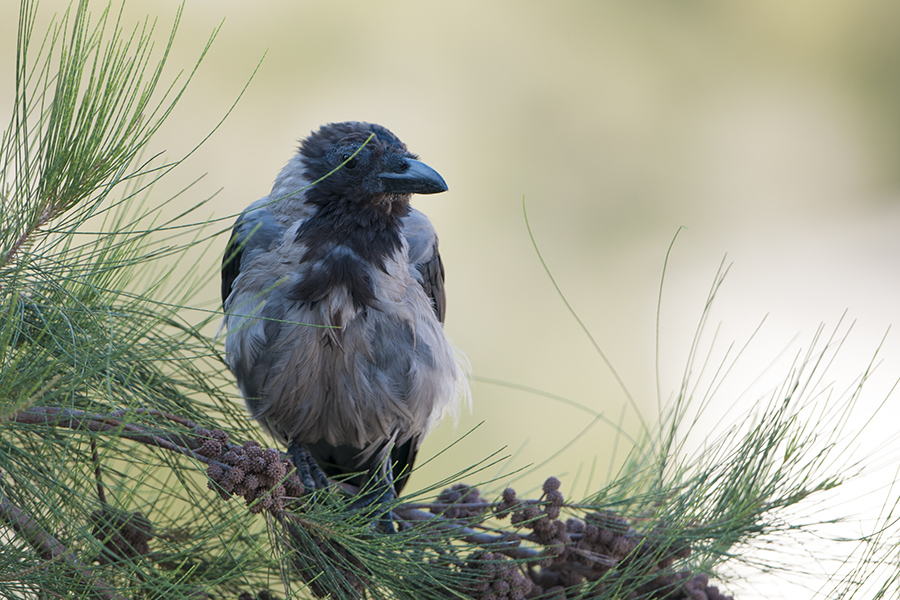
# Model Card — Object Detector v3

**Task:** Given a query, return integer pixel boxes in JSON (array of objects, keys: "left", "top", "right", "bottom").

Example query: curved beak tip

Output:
[{"left": 379, "top": 158, "right": 448, "bottom": 195}]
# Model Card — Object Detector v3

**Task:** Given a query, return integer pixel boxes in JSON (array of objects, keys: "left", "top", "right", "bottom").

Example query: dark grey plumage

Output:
[{"left": 221, "top": 122, "right": 464, "bottom": 501}]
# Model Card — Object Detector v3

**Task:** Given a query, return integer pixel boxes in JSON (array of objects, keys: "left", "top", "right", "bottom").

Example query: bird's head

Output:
[{"left": 298, "top": 122, "right": 447, "bottom": 211}]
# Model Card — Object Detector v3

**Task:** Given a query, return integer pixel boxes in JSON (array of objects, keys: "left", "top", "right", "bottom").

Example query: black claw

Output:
[
  {"left": 378, "top": 512, "right": 397, "bottom": 534},
  {"left": 348, "top": 486, "right": 398, "bottom": 533},
  {"left": 347, "top": 461, "right": 399, "bottom": 533},
  {"left": 288, "top": 440, "right": 330, "bottom": 491},
  {"left": 287, "top": 441, "right": 401, "bottom": 533},
  {"left": 311, "top": 464, "right": 330, "bottom": 489},
  {"left": 347, "top": 486, "right": 395, "bottom": 511}
]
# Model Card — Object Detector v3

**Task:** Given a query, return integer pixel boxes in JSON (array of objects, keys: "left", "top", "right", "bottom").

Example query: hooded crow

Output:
[{"left": 221, "top": 122, "right": 464, "bottom": 513}]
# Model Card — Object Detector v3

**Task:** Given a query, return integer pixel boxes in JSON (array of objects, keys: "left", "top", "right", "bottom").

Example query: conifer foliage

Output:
[{"left": 2, "top": 2, "right": 899, "bottom": 599}]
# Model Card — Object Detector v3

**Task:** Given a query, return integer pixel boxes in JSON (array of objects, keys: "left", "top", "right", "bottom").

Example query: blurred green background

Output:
[{"left": 3, "top": 2, "right": 900, "bottom": 595}]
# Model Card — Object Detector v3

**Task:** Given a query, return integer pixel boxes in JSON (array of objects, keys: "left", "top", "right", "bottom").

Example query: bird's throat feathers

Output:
[
  {"left": 288, "top": 199, "right": 406, "bottom": 310},
  {"left": 296, "top": 196, "right": 407, "bottom": 265}
]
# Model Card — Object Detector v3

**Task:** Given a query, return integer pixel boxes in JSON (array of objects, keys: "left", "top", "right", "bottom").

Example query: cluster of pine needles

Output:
[{"left": 3, "top": 0, "right": 900, "bottom": 599}]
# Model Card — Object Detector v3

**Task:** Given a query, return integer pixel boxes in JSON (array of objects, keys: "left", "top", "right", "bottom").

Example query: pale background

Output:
[{"left": 3, "top": 2, "right": 900, "bottom": 598}]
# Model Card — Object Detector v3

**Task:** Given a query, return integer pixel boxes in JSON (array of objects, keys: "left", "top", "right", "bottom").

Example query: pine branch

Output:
[{"left": 0, "top": 479, "right": 127, "bottom": 600}]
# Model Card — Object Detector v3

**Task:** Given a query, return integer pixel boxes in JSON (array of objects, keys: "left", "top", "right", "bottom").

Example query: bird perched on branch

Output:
[{"left": 221, "top": 122, "right": 466, "bottom": 517}]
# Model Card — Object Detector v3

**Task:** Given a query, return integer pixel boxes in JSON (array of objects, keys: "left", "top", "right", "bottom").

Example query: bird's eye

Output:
[{"left": 341, "top": 153, "right": 358, "bottom": 169}]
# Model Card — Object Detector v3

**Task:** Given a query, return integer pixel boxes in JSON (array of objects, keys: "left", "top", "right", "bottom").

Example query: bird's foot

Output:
[
  {"left": 348, "top": 479, "right": 398, "bottom": 534},
  {"left": 287, "top": 442, "right": 400, "bottom": 533},
  {"left": 288, "top": 440, "right": 331, "bottom": 491}
]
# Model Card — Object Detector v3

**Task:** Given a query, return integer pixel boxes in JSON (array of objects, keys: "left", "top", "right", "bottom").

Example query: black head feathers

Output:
[{"left": 298, "top": 121, "right": 447, "bottom": 207}]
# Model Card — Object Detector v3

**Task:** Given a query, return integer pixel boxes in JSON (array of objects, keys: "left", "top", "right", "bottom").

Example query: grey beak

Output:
[{"left": 378, "top": 158, "right": 448, "bottom": 195}]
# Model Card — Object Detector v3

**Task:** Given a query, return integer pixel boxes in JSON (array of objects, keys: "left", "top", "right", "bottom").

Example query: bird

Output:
[{"left": 220, "top": 121, "right": 465, "bottom": 517}]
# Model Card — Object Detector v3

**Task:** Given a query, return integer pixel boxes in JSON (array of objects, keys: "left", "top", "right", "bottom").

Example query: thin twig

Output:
[
  {"left": 0, "top": 476, "right": 128, "bottom": 600},
  {"left": 1, "top": 198, "right": 59, "bottom": 270},
  {"left": 394, "top": 506, "right": 535, "bottom": 560},
  {"left": 91, "top": 438, "right": 107, "bottom": 504},
  {"left": 107, "top": 407, "right": 199, "bottom": 428},
  {"left": 13, "top": 406, "right": 210, "bottom": 464}
]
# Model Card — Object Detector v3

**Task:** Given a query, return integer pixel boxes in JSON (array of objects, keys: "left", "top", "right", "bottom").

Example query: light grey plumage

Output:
[{"left": 221, "top": 122, "right": 464, "bottom": 499}]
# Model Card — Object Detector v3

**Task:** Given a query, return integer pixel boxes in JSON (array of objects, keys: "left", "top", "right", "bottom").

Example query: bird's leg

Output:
[
  {"left": 347, "top": 459, "right": 398, "bottom": 533},
  {"left": 288, "top": 439, "right": 330, "bottom": 490},
  {"left": 287, "top": 441, "right": 396, "bottom": 532}
]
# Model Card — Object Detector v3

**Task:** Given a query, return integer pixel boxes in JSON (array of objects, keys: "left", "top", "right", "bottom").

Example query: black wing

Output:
[
  {"left": 221, "top": 203, "right": 284, "bottom": 307},
  {"left": 415, "top": 244, "right": 446, "bottom": 324},
  {"left": 221, "top": 230, "right": 244, "bottom": 305}
]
